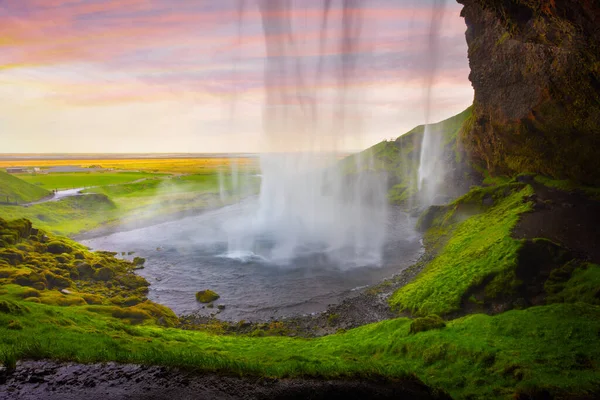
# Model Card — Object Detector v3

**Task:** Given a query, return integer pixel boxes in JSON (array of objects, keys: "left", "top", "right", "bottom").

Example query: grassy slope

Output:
[
  {"left": 0, "top": 171, "right": 50, "bottom": 204},
  {"left": 389, "top": 183, "right": 533, "bottom": 316},
  {"left": 342, "top": 107, "right": 473, "bottom": 208},
  {"left": 0, "top": 195, "right": 117, "bottom": 237},
  {"left": 19, "top": 172, "right": 163, "bottom": 191}
]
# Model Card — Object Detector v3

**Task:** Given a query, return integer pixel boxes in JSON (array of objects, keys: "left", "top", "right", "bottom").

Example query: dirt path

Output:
[{"left": 0, "top": 361, "right": 447, "bottom": 400}]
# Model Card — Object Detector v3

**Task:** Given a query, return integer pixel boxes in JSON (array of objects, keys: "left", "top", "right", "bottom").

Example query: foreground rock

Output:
[{"left": 0, "top": 361, "right": 448, "bottom": 400}]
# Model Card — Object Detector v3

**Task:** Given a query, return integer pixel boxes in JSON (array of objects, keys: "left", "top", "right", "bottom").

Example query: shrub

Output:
[
  {"left": 409, "top": 315, "right": 446, "bottom": 334},
  {"left": 196, "top": 290, "right": 220, "bottom": 303}
]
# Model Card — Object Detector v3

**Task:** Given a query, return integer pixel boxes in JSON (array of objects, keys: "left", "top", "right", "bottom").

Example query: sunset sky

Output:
[{"left": 0, "top": 0, "right": 473, "bottom": 153}]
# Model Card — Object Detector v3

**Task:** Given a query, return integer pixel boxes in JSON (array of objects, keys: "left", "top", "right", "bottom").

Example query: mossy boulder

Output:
[
  {"left": 14, "top": 271, "right": 47, "bottom": 288},
  {"left": 196, "top": 290, "right": 220, "bottom": 303},
  {"left": 46, "top": 241, "right": 73, "bottom": 255},
  {"left": 132, "top": 257, "right": 146, "bottom": 267},
  {"left": 111, "top": 307, "right": 152, "bottom": 324},
  {"left": 44, "top": 271, "right": 71, "bottom": 289},
  {"left": 0, "top": 249, "right": 25, "bottom": 265},
  {"left": 409, "top": 315, "right": 446, "bottom": 334},
  {"left": 75, "top": 262, "right": 95, "bottom": 279},
  {"left": 94, "top": 267, "right": 115, "bottom": 282}
]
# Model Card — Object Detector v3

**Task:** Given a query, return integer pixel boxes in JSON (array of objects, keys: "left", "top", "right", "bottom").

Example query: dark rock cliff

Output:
[{"left": 457, "top": 0, "right": 600, "bottom": 185}]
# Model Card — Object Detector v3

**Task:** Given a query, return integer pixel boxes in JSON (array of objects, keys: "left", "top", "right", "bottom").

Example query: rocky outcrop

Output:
[{"left": 457, "top": 0, "right": 600, "bottom": 185}]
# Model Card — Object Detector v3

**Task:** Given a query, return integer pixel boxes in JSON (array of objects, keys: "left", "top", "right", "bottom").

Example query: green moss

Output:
[
  {"left": 132, "top": 257, "right": 146, "bottom": 267},
  {"left": 546, "top": 263, "right": 600, "bottom": 305},
  {"left": 496, "top": 31, "right": 511, "bottom": 46},
  {"left": 111, "top": 307, "right": 152, "bottom": 324},
  {"left": 196, "top": 290, "right": 220, "bottom": 303},
  {"left": 46, "top": 241, "right": 73, "bottom": 255},
  {"left": 409, "top": 315, "right": 446, "bottom": 334},
  {"left": 390, "top": 184, "right": 534, "bottom": 316},
  {"left": 534, "top": 175, "right": 600, "bottom": 200},
  {"left": 94, "top": 267, "right": 115, "bottom": 281},
  {"left": 0, "top": 299, "right": 598, "bottom": 399}
]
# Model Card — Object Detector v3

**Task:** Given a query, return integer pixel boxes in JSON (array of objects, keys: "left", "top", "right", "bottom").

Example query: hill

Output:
[
  {"left": 0, "top": 171, "right": 51, "bottom": 204},
  {"left": 343, "top": 106, "right": 477, "bottom": 210}
]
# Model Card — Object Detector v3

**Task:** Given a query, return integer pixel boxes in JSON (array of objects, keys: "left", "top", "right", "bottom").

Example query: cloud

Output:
[{"left": 0, "top": 0, "right": 473, "bottom": 152}]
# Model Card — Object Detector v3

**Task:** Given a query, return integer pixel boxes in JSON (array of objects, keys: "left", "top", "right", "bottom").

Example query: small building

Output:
[{"left": 5, "top": 167, "right": 25, "bottom": 174}]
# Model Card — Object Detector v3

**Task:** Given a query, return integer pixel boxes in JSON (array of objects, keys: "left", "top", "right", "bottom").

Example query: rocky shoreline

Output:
[{"left": 179, "top": 251, "right": 430, "bottom": 337}]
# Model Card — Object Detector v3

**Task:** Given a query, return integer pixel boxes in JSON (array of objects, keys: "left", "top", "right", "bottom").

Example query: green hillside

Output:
[
  {"left": 343, "top": 106, "right": 475, "bottom": 209},
  {"left": 0, "top": 171, "right": 51, "bottom": 204}
]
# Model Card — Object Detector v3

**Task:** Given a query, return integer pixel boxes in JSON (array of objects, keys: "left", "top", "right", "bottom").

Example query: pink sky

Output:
[{"left": 0, "top": 0, "right": 473, "bottom": 153}]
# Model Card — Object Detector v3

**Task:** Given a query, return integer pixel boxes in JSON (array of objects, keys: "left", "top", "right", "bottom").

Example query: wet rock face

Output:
[{"left": 457, "top": 0, "right": 600, "bottom": 185}]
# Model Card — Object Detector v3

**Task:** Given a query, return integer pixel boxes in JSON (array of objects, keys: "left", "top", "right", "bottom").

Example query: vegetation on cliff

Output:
[{"left": 343, "top": 107, "right": 477, "bottom": 210}]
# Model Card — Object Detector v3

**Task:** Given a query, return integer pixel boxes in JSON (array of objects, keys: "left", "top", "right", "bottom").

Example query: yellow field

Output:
[{"left": 0, "top": 157, "right": 258, "bottom": 174}]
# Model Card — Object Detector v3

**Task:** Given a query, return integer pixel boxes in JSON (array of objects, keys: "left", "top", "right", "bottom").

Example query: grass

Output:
[
  {"left": 0, "top": 195, "right": 117, "bottom": 237},
  {"left": 1, "top": 296, "right": 598, "bottom": 399},
  {"left": 546, "top": 262, "right": 600, "bottom": 306},
  {"left": 389, "top": 184, "right": 534, "bottom": 316},
  {"left": 19, "top": 171, "right": 163, "bottom": 191},
  {"left": 0, "top": 172, "right": 260, "bottom": 237},
  {"left": 0, "top": 171, "right": 50, "bottom": 204}
]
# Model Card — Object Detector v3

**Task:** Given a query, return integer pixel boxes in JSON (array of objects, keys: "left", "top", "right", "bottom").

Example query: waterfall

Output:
[
  {"left": 417, "top": 0, "right": 448, "bottom": 206},
  {"left": 219, "top": 0, "right": 388, "bottom": 266}
]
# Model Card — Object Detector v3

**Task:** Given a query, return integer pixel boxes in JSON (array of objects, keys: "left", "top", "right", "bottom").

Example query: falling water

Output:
[
  {"left": 417, "top": 0, "right": 448, "bottom": 206},
  {"left": 219, "top": 0, "right": 388, "bottom": 267}
]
